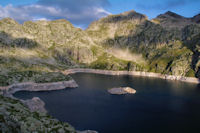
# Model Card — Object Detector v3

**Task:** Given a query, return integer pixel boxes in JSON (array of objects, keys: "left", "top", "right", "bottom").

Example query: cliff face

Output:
[{"left": 0, "top": 10, "right": 200, "bottom": 83}]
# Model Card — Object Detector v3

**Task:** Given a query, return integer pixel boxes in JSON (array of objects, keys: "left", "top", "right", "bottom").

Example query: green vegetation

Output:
[
  {"left": 0, "top": 71, "right": 71, "bottom": 86},
  {"left": 0, "top": 95, "right": 76, "bottom": 133},
  {"left": 87, "top": 10, "right": 200, "bottom": 77},
  {"left": 186, "top": 69, "right": 196, "bottom": 77},
  {"left": 90, "top": 53, "right": 145, "bottom": 71}
]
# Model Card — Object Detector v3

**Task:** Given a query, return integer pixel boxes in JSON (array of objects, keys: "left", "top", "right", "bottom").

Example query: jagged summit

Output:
[
  {"left": 86, "top": 9, "right": 148, "bottom": 42},
  {"left": 153, "top": 11, "right": 195, "bottom": 29},
  {"left": 161, "top": 11, "right": 184, "bottom": 19},
  {"left": 0, "top": 17, "right": 19, "bottom": 25},
  {"left": 99, "top": 10, "right": 147, "bottom": 23},
  {"left": 192, "top": 13, "right": 200, "bottom": 23},
  {"left": 121, "top": 10, "right": 136, "bottom": 15}
]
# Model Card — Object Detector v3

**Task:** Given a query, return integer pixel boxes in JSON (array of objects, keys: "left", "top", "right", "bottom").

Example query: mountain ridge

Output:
[{"left": 0, "top": 10, "right": 199, "bottom": 85}]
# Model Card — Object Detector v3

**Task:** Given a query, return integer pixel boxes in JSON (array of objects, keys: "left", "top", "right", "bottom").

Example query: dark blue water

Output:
[{"left": 14, "top": 73, "right": 200, "bottom": 133}]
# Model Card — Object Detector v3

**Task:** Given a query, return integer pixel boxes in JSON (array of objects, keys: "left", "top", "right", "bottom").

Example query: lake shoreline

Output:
[
  {"left": 1, "top": 68, "right": 198, "bottom": 93},
  {"left": 0, "top": 80, "right": 78, "bottom": 94},
  {"left": 0, "top": 80, "right": 78, "bottom": 113},
  {"left": 63, "top": 68, "right": 200, "bottom": 84},
  {"left": 0, "top": 68, "right": 199, "bottom": 113}
]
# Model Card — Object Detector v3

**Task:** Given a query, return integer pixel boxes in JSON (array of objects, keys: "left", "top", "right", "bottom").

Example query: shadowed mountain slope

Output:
[{"left": 86, "top": 10, "right": 200, "bottom": 77}]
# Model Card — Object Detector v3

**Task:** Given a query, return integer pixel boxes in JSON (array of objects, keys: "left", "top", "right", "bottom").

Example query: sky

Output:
[{"left": 0, "top": 0, "right": 200, "bottom": 28}]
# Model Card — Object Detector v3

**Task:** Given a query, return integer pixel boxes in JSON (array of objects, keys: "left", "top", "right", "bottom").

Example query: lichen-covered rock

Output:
[{"left": 23, "top": 97, "right": 46, "bottom": 113}]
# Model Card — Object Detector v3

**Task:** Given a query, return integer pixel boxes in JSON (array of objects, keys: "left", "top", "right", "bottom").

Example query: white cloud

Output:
[
  {"left": 33, "top": 17, "right": 50, "bottom": 21},
  {"left": 0, "top": 0, "right": 111, "bottom": 27}
]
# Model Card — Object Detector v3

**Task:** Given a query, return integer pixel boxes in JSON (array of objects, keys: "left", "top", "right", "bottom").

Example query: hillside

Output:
[
  {"left": 1, "top": 9, "right": 200, "bottom": 132},
  {"left": 0, "top": 95, "right": 76, "bottom": 132},
  {"left": 87, "top": 10, "right": 200, "bottom": 78},
  {"left": 0, "top": 10, "right": 199, "bottom": 86},
  {"left": 0, "top": 18, "right": 101, "bottom": 86}
]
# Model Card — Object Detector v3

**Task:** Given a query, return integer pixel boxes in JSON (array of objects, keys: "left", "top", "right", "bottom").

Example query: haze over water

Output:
[{"left": 14, "top": 73, "right": 200, "bottom": 133}]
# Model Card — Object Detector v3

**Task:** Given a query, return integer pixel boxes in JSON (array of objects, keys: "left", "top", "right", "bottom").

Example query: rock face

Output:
[
  {"left": 192, "top": 14, "right": 200, "bottom": 23},
  {"left": 108, "top": 87, "right": 136, "bottom": 95},
  {"left": 23, "top": 97, "right": 46, "bottom": 113}
]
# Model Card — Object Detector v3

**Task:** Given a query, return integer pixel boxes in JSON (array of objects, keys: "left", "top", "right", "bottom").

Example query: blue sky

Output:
[
  {"left": 108, "top": 0, "right": 200, "bottom": 18},
  {"left": 0, "top": 0, "right": 200, "bottom": 28}
]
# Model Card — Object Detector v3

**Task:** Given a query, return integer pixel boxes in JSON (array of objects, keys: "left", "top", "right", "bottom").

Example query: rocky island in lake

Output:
[{"left": 108, "top": 87, "right": 136, "bottom": 95}]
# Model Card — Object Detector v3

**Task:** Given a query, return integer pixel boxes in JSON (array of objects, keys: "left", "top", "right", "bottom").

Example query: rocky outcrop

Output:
[
  {"left": 153, "top": 11, "right": 196, "bottom": 30},
  {"left": 22, "top": 97, "right": 47, "bottom": 113},
  {"left": 0, "top": 95, "right": 76, "bottom": 133},
  {"left": 108, "top": 87, "right": 136, "bottom": 95},
  {"left": 192, "top": 14, "right": 200, "bottom": 23},
  {"left": 86, "top": 10, "right": 147, "bottom": 42}
]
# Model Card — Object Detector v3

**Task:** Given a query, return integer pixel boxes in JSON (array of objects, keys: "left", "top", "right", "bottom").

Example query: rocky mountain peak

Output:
[
  {"left": 153, "top": 11, "right": 195, "bottom": 30},
  {"left": 100, "top": 10, "right": 147, "bottom": 23},
  {"left": 0, "top": 18, "right": 19, "bottom": 25},
  {"left": 121, "top": 10, "right": 136, "bottom": 15},
  {"left": 192, "top": 13, "right": 200, "bottom": 23},
  {"left": 156, "top": 11, "right": 185, "bottom": 20},
  {"left": 163, "top": 11, "right": 184, "bottom": 19}
]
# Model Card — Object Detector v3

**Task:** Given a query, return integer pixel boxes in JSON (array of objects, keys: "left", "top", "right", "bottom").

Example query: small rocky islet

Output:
[{"left": 108, "top": 87, "right": 136, "bottom": 95}]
